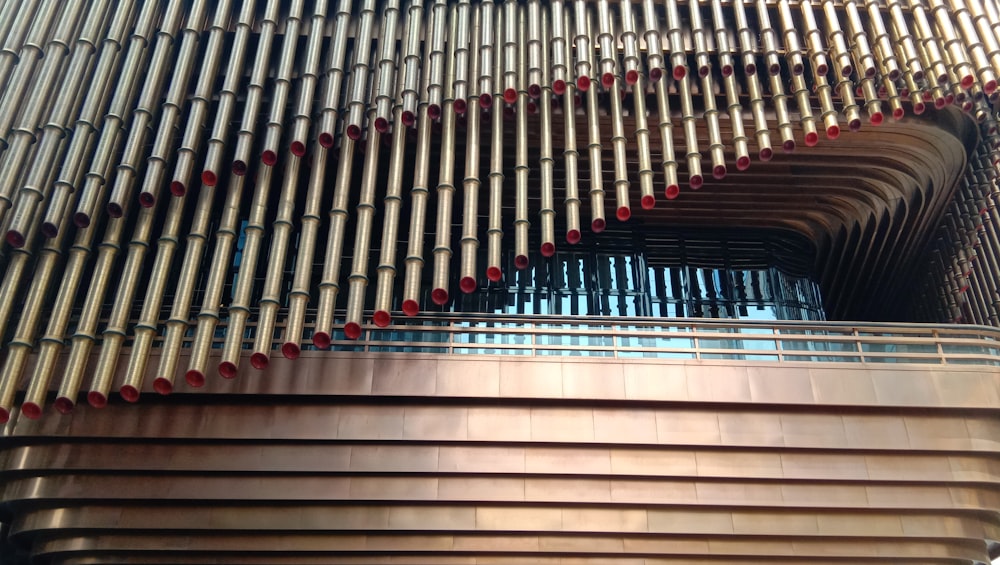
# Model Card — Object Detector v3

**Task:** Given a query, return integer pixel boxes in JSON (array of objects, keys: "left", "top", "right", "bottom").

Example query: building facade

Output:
[{"left": 2, "top": 0, "right": 1000, "bottom": 563}]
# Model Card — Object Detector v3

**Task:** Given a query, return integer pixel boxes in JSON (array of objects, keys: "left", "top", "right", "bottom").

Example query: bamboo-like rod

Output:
[
  {"left": 426, "top": 0, "right": 448, "bottom": 117},
  {"left": 701, "top": 73, "right": 726, "bottom": 180},
  {"left": 343, "top": 121, "right": 382, "bottom": 335},
  {"left": 596, "top": 0, "right": 616, "bottom": 87},
  {"left": 585, "top": 12, "right": 606, "bottom": 232},
  {"left": 453, "top": 0, "right": 470, "bottom": 111},
  {"left": 704, "top": 0, "right": 731, "bottom": 78},
  {"left": 284, "top": 144, "right": 328, "bottom": 351},
  {"left": 430, "top": 3, "right": 460, "bottom": 305},
  {"left": 478, "top": 0, "right": 495, "bottom": 106},
  {"left": 231, "top": 0, "right": 279, "bottom": 175},
  {"left": 401, "top": 0, "right": 424, "bottom": 123},
  {"left": 502, "top": 0, "right": 517, "bottom": 103},
  {"left": 486, "top": 6, "right": 504, "bottom": 279},
  {"left": 101, "top": 0, "right": 185, "bottom": 217},
  {"left": 0, "top": 209, "right": 42, "bottom": 349},
  {"left": 201, "top": 0, "right": 256, "bottom": 185},
  {"left": 947, "top": 0, "right": 996, "bottom": 94},
  {"left": 0, "top": 0, "right": 61, "bottom": 148},
  {"left": 261, "top": 0, "right": 303, "bottom": 160},
  {"left": 767, "top": 69, "right": 796, "bottom": 152},
  {"left": 686, "top": 0, "right": 708, "bottom": 81},
  {"left": 318, "top": 0, "right": 351, "bottom": 143},
  {"left": 755, "top": 0, "right": 782, "bottom": 76},
  {"left": 926, "top": 0, "right": 974, "bottom": 88},
  {"left": 908, "top": 0, "right": 950, "bottom": 85},
  {"left": 551, "top": 0, "right": 569, "bottom": 92},
  {"left": 841, "top": 0, "right": 876, "bottom": 78},
  {"left": 745, "top": 68, "right": 773, "bottom": 161},
  {"left": 821, "top": 0, "right": 854, "bottom": 78},
  {"left": 128, "top": 0, "right": 208, "bottom": 210},
  {"left": 799, "top": 0, "right": 829, "bottom": 76},
  {"left": 641, "top": 0, "right": 663, "bottom": 81},
  {"left": 732, "top": 0, "right": 758, "bottom": 75},
  {"left": 814, "top": 73, "right": 841, "bottom": 138},
  {"left": 573, "top": 0, "right": 593, "bottom": 89},
  {"left": 537, "top": 7, "right": 556, "bottom": 253},
  {"left": 836, "top": 73, "right": 864, "bottom": 131},
  {"left": 881, "top": 68, "right": 905, "bottom": 120},
  {"left": 459, "top": 4, "right": 483, "bottom": 291},
  {"left": 609, "top": 75, "right": 632, "bottom": 221},
  {"left": 0, "top": 0, "right": 37, "bottom": 97},
  {"left": 347, "top": 0, "right": 376, "bottom": 135},
  {"left": 185, "top": 172, "right": 248, "bottom": 386},
  {"left": 619, "top": 0, "right": 639, "bottom": 85},
  {"left": 628, "top": 12, "right": 654, "bottom": 209},
  {"left": 654, "top": 73, "right": 680, "bottom": 199},
  {"left": 217, "top": 164, "right": 274, "bottom": 376},
  {"left": 168, "top": 0, "right": 232, "bottom": 197},
  {"left": 723, "top": 71, "right": 751, "bottom": 172},
  {"left": 527, "top": 0, "right": 542, "bottom": 96},
  {"left": 665, "top": 0, "right": 687, "bottom": 80},
  {"left": 859, "top": 75, "right": 883, "bottom": 125},
  {"left": 775, "top": 0, "right": 805, "bottom": 75},
  {"left": 863, "top": 0, "right": 900, "bottom": 80},
  {"left": 562, "top": 11, "right": 581, "bottom": 242},
  {"left": 513, "top": 4, "right": 530, "bottom": 268},
  {"left": 677, "top": 72, "right": 704, "bottom": 189},
  {"left": 290, "top": 0, "right": 327, "bottom": 150}
]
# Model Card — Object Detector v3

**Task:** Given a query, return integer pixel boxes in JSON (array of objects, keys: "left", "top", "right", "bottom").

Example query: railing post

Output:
[{"left": 854, "top": 327, "right": 866, "bottom": 363}]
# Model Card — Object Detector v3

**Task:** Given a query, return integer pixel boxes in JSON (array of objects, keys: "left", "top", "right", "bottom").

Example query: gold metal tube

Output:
[
  {"left": 908, "top": 0, "right": 950, "bottom": 84},
  {"left": 459, "top": 5, "right": 483, "bottom": 290},
  {"left": 799, "top": 0, "right": 829, "bottom": 77},
  {"left": 885, "top": 0, "right": 923, "bottom": 81},
  {"left": 619, "top": 0, "right": 639, "bottom": 85},
  {"left": 860, "top": 76, "right": 884, "bottom": 125},
  {"left": 527, "top": 0, "right": 542, "bottom": 96},
  {"left": 573, "top": 0, "right": 593, "bottom": 90},
  {"left": 641, "top": 0, "right": 663, "bottom": 81},
  {"left": 842, "top": 0, "right": 877, "bottom": 79},
  {"left": 401, "top": 104, "right": 432, "bottom": 313},
  {"left": 284, "top": 143, "right": 328, "bottom": 350},
  {"left": 596, "top": 0, "right": 616, "bottom": 87},
  {"left": 502, "top": 0, "right": 517, "bottom": 103},
  {"left": 453, "top": 0, "right": 470, "bottom": 110},
  {"left": 732, "top": 0, "right": 758, "bottom": 76},
  {"left": 755, "top": 0, "right": 782, "bottom": 76},
  {"left": 768, "top": 71, "right": 795, "bottom": 152},
  {"left": 289, "top": 0, "right": 326, "bottom": 152},
  {"left": 863, "top": 0, "right": 901, "bottom": 80},
  {"left": 700, "top": 72, "right": 726, "bottom": 181},
  {"left": 723, "top": 72, "right": 750, "bottom": 172},
  {"left": 664, "top": 0, "right": 686, "bottom": 80},
  {"left": 513, "top": 5, "right": 529, "bottom": 268},
  {"left": 0, "top": 0, "right": 39, "bottom": 96},
  {"left": 745, "top": 69, "right": 773, "bottom": 161},
  {"left": 538, "top": 6, "right": 556, "bottom": 253},
  {"left": 430, "top": 3, "right": 459, "bottom": 304},
  {"left": 947, "top": 0, "right": 996, "bottom": 93},
  {"left": 789, "top": 72, "right": 820, "bottom": 145},
  {"left": 836, "top": 74, "right": 864, "bottom": 132},
  {"left": 344, "top": 122, "right": 380, "bottom": 334},
  {"left": 609, "top": 75, "right": 631, "bottom": 221},
  {"left": 585, "top": 12, "right": 605, "bottom": 231},
  {"left": 654, "top": 75, "right": 680, "bottom": 198},
  {"left": 425, "top": 0, "right": 448, "bottom": 117},
  {"left": 318, "top": 0, "right": 351, "bottom": 142},
  {"left": 966, "top": 0, "right": 1000, "bottom": 89},
  {"left": 261, "top": 0, "right": 304, "bottom": 161},
  {"left": 927, "top": 0, "right": 974, "bottom": 87},
  {"left": 487, "top": 6, "right": 504, "bottom": 278},
  {"left": 231, "top": 0, "right": 279, "bottom": 176},
  {"left": 814, "top": 73, "right": 841, "bottom": 136},
  {"left": 478, "top": 0, "right": 495, "bottom": 106},
  {"left": 678, "top": 73, "right": 703, "bottom": 189},
  {"left": 707, "top": 0, "right": 733, "bottom": 78},
  {"left": 0, "top": 210, "right": 41, "bottom": 347},
  {"left": 821, "top": 0, "right": 854, "bottom": 79},
  {"left": 776, "top": 0, "right": 805, "bottom": 76},
  {"left": 631, "top": 53, "right": 655, "bottom": 208},
  {"left": 562, "top": 11, "right": 581, "bottom": 242},
  {"left": 551, "top": 0, "right": 569, "bottom": 91}
]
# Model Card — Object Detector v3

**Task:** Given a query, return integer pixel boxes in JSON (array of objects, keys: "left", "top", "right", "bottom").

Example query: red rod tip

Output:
[
  {"left": 514, "top": 254, "right": 529, "bottom": 270},
  {"left": 961, "top": 74, "right": 975, "bottom": 89},
  {"left": 201, "top": 170, "right": 217, "bottom": 186},
  {"left": 864, "top": 66, "right": 876, "bottom": 78},
  {"left": 21, "top": 402, "right": 41, "bottom": 420},
  {"left": 737, "top": 156, "right": 751, "bottom": 171},
  {"left": 486, "top": 266, "right": 503, "bottom": 281},
  {"left": 527, "top": 101, "right": 538, "bottom": 114},
  {"left": 616, "top": 206, "right": 632, "bottom": 221},
  {"left": 459, "top": 276, "right": 478, "bottom": 294},
  {"left": 402, "top": 299, "right": 420, "bottom": 316},
  {"left": 171, "top": 181, "right": 186, "bottom": 196},
  {"left": 431, "top": 288, "right": 449, "bottom": 305},
  {"left": 963, "top": 101, "right": 974, "bottom": 113},
  {"left": 281, "top": 342, "right": 300, "bottom": 359},
  {"left": 816, "top": 63, "right": 829, "bottom": 76},
  {"left": 841, "top": 65, "right": 853, "bottom": 78},
  {"left": 290, "top": 140, "right": 306, "bottom": 156},
  {"left": 540, "top": 242, "right": 556, "bottom": 257},
  {"left": 479, "top": 93, "right": 493, "bottom": 108},
  {"left": 689, "top": 175, "right": 704, "bottom": 190},
  {"left": 73, "top": 212, "right": 90, "bottom": 228},
  {"left": 893, "top": 107, "right": 905, "bottom": 120},
  {"left": 577, "top": 75, "right": 590, "bottom": 91},
  {"left": 54, "top": 397, "right": 73, "bottom": 415},
  {"left": 602, "top": 72, "right": 615, "bottom": 88},
  {"left": 120, "top": 385, "right": 140, "bottom": 403},
  {"left": 649, "top": 67, "right": 663, "bottom": 82},
  {"left": 87, "top": 391, "right": 107, "bottom": 408},
  {"left": 401, "top": 110, "right": 416, "bottom": 126},
  {"left": 641, "top": 194, "right": 656, "bottom": 210},
  {"left": 888, "top": 69, "right": 900, "bottom": 81},
  {"left": 528, "top": 84, "right": 542, "bottom": 98},
  {"left": 373, "top": 310, "right": 392, "bottom": 327},
  {"left": 824, "top": 125, "right": 839, "bottom": 141},
  {"left": 5, "top": 230, "right": 24, "bottom": 248},
  {"left": 945, "top": 93, "right": 955, "bottom": 105},
  {"left": 591, "top": 218, "right": 606, "bottom": 233},
  {"left": 153, "top": 377, "right": 173, "bottom": 395},
  {"left": 343, "top": 322, "right": 363, "bottom": 339},
  {"left": 712, "top": 165, "right": 727, "bottom": 180},
  {"left": 107, "top": 202, "right": 123, "bottom": 218},
  {"left": 139, "top": 192, "right": 155, "bottom": 207},
  {"left": 912, "top": 102, "right": 926, "bottom": 115},
  {"left": 185, "top": 369, "right": 206, "bottom": 388},
  {"left": 768, "top": 63, "right": 781, "bottom": 76},
  {"left": 312, "top": 331, "right": 331, "bottom": 350},
  {"left": 250, "top": 352, "right": 269, "bottom": 370},
  {"left": 721, "top": 64, "right": 733, "bottom": 78},
  {"left": 232, "top": 160, "right": 248, "bottom": 175},
  {"left": 745, "top": 63, "right": 757, "bottom": 76},
  {"left": 698, "top": 65, "right": 710, "bottom": 78},
  {"left": 922, "top": 89, "right": 934, "bottom": 102},
  {"left": 552, "top": 79, "right": 567, "bottom": 95},
  {"left": 806, "top": 130, "right": 821, "bottom": 145},
  {"left": 503, "top": 88, "right": 517, "bottom": 104},
  {"left": 673, "top": 66, "right": 686, "bottom": 80},
  {"left": 792, "top": 62, "right": 804, "bottom": 75},
  {"left": 318, "top": 133, "right": 335, "bottom": 148},
  {"left": 218, "top": 361, "right": 238, "bottom": 379},
  {"left": 870, "top": 112, "right": 884, "bottom": 126},
  {"left": 665, "top": 184, "right": 681, "bottom": 199},
  {"left": 453, "top": 98, "right": 467, "bottom": 114},
  {"left": 759, "top": 147, "right": 774, "bottom": 161},
  {"left": 428, "top": 104, "right": 442, "bottom": 120},
  {"left": 373, "top": 117, "right": 389, "bottom": 133},
  {"left": 934, "top": 97, "right": 946, "bottom": 109},
  {"left": 985, "top": 80, "right": 998, "bottom": 95},
  {"left": 783, "top": 139, "right": 796, "bottom": 153},
  {"left": 345, "top": 125, "right": 362, "bottom": 141},
  {"left": 566, "top": 229, "right": 582, "bottom": 244},
  {"left": 848, "top": 118, "right": 861, "bottom": 132},
  {"left": 626, "top": 70, "right": 639, "bottom": 85}
]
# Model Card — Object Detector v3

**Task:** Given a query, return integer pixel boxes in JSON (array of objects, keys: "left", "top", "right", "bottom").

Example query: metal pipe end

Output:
[
  {"left": 431, "top": 288, "right": 449, "bottom": 305},
  {"left": 759, "top": 146, "right": 773, "bottom": 161},
  {"left": 540, "top": 242, "right": 555, "bottom": 257},
  {"left": 576, "top": 75, "right": 590, "bottom": 91},
  {"left": 783, "top": 139, "right": 796, "bottom": 153},
  {"left": 373, "top": 310, "right": 392, "bottom": 326},
  {"left": 232, "top": 159, "right": 248, "bottom": 175},
  {"left": 201, "top": 170, "right": 218, "bottom": 186},
  {"left": 712, "top": 165, "right": 727, "bottom": 180},
  {"left": 402, "top": 299, "right": 420, "bottom": 315},
  {"left": 185, "top": 369, "right": 206, "bottom": 388},
  {"left": 87, "top": 391, "right": 107, "bottom": 408},
  {"left": 218, "top": 361, "right": 238, "bottom": 379},
  {"left": 486, "top": 265, "right": 503, "bottom": 281},
  {"left": 290, "top": 141, "right": 307, "bottom": 156},
  {"left": 454, "top": 98, "right": 467, "bottom": 114},
  {"left": 120, "top": 385, "right": 140, "bottom": 403},
  {"left": 282, "top": 342, "right": 300, "bottom": 359},
  {"left": 825, "top": 124, "right": 840, "bottom": 140},
  {"left": 261, "top": 149, "right": 278, "bottom": 165},
  {"left": 344, "top": 322, "right": 362, "bottom": 339},
  {"left": 54, "top": 396, "right": 74, "bottom": 414},
  {"left": 737, "top": 155, "right": 751, "bottom": 170},
  {"left": 689, "top": 175, "right": 704, "bottom": 190},
  {"left": 591, "top": 217, "right": 606, "bottom": 233},
  {"left": 5, "top": 230, "right": 24, "bottom": 248},
  {"left": 459, "top": 276, "right": 477, "bottom": 293},
  {"left": 318, "top": 132, "right": 335, "bottom": 148},
  {"left": 21, "top": 402, "right": 41, "bottom": 419},
  {"left": 139, "top": 192, "right": 156, "bottom": 207},
  {"left": 514, "top": 254, "right": 529, "bottom": 269},
  {"left": 641, "top": 194, "right": 655, "bottom": 209},
  {"left": 616, "top": 206, "right": 631, "bottom": 221},
  {"left": 153, "top": 377, "right": 173, "bottom": 395},
  {"left": 665, "top": 184, "right": 680, "bottom": 199},
  {"left": 313, "top": 332, "right": 331, "bottom": 349},
  {"left": 170, "top": 180, "right": 186, "bottom": 196},
  {"left": 250, "top": 353, "right": 269, "bottom": 370}
]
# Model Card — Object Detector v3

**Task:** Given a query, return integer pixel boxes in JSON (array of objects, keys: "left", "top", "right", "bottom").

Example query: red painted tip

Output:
[
  {"left": 602, "top": 72, "right": 616, "bottom": 88},
  {"left": 479, "top": 93, "right": 493, "bottom": 108},
  {"left": 262, "top": 149, "right": 278, "bottom": 166},
  {"left": 591, "top": 217, "right": 606, "bottom": 233},
  {"left": 346, "top": 124, "right": 362, "bottom": 141},
  {"left": 344, "top": 321, "right": 363, "bottom": 339},
  {"left": 807, "top": 130, "right": 822, "bottom": 145},
  {"left": 944, "top": 93, "right": 955, "bottom": 105},
  {"left": 514, "top": 254, "right": 529, "bottom": 270},
  {"left": 900, "top": 87, "right": 910, "bottom": 97},
  {"left": 626, "top": 70, "right": 639, "bottom": 85},
  {"left": 170, "top": 181, "right": 185, "bottom": 196},
  {"left": 232, "top": 160, "right": 248, "bottom": 175},
  {"left": 290, "top": 140, "right": 307, "bottom": 156},
  {"left": 745, "top": 63, "right": 757, "bottom": 76},
  {"left": 21, "top": 402, "right": 41, "bottom": 420},
  {"left": 649, "top": 67, "right": 663, "bottom": 82},
  {"left": 74, "top": 212, "right": 90, "bottom": 228},
  {"left": 783, "top": 139, "right": 796, "bottom": 153},
  {"left": 428, "top": 104, "right": 442, "bottom": 120},
  {"left": 528, "top": 84, "right": 542, "bottom": 99},
  {"left": 431, "top": 288, "right": 449, "bottom": 305},
  {"left": 373, "top": 310, "right": 392, "bottom": 327},
  {"left": 934, "top": 96, "right": 946, "bottom": 109},
  {"left": 855, "top": 85, "right": 864, "bottom": 97},
  {"left": 459, "top": 276, "right": 478, "bottom": 294},
  {"left": 922, "top": 89, "right": 934, "bottom": 101},
  {"left": 759, "top": 147, "right": 774, "bottom": 161},
  {"left": 914, "top": 102, "right": 926, "bottom": 115},
  {"left": 673, "top": 66, "right": 686, "bottom": 80},
  {"left": 641, "top": 194, "right": 656, "bottom": 210},
  {"left": 54, "top": 397, "right": 74, "bottom": 415},
  {"left": 153, "top": 377, "right": 173, "bottom": 395},
  {"left": 792, "top": 62, "right": 804, "bottom": 75},
  {"left": 185, "top": 369, "right": 206, "bottom": 388},
  {"left": 486, "top": 266, "right": 503, "bottom": 282},
  {"left": 577, "top": 75, "right": 591, "bottom": 91},
  {"left": 0, "top": 407, "right": 8, "bottom": 424},
  {"left": 768, "top": 63, "right": 781, "bottom": 76},
  {"left": 139, "top": 192, "right": 155, "bottom": 207},
  {"left": 721, "top": 64, "right": 733, "bottom": 78},
  {"left": 888, "top": 69, "right": 900, "bottom": 81},
  {"left": 401, "top": 110, "right": 416, "bottom": 126},
  {"left": 961, "top": 74, "right": 975, "bottom": 89},
  {"left": 402, "top": 299, "right": 420, "bottom": 316},
  {"left": 281, "top": 342, "right": 300, "bottom": 359},
  {"left": 219, "top": 361, "right": 239, "bottom": 379},
  {"left": 119, "top": 385, "right": 140, "bottom": 403},
  {"left": 957, "top": 91, "right": 968, "bottom": 103},
  {"left": 864, "top": 66, "right": 876, "bottom": 78},
  {"left": 616, "top": 206, "right": 631, "bottom": 221},
  {"left": 5, "top": 230, "right": 24, "bottom": 248},
  {"left": 689, "top": 175, "right": 704, "bottom": 190},
  {"left": 553, "top": 79, "right": 567, "bottom": 95},
  {"left": 107, "top": 202, "right": 123, "bottom": 218},
  {"left": 736, "top": 155, "right": 751, "bottom": 171},
  {"left": 712, "top": 164, "right": 727, "bottom": 179},
  {"left": 816, "top": 63, "right": 829, "bottom": 76},
  {"left": 986, "top": 80, "right": 998, "bottom": 95},
  {"left": 527, "top": 101, "right": 538, "bottom": 114},
  {"left": 453, "top": 98, "right": 467, "bottom": 114},
  {"left": 540, "top": 242, "right": 556, "bottom": 257},
  {"left": 318, "top": 132, "right": 335, "bottom": 148},
  {"left": 250, "top": 352, "right": 269, "bottom": 369},
  {"left": 893, "top": 107, "right": 905, "bottom": 120},
  {"left": 698, "top": 65, "right": 710, "bottom": 79},
  {"left": 87, "top": 391, "right": 107, "bottom": 408},
  {"left": 312, "top": 331, "right": 331, "bottom": 350},
  {"left": 503, "top": 88, "right": 517, "bottom": 104},
  {"left": 845, "top": 118, "right": 860, "bottom": 132},
  {"left": 870, "top": 112, "right": 884, "bottom": 126},
  {"left": 963, "top": 101, "right": 974, "bottom": 113},
  {"left": 371, "top": 117, "right": 390, "bottom": 134},
  {"left": 201, "top": 170, "right": 217, "bottom": 186},
  {"left": 566, "top": 229, "right": 582, "bottom": 244}
]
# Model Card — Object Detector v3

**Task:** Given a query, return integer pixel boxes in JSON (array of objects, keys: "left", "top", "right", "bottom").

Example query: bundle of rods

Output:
[{"left": 0, "top": 0, "right": 999, "bottom": 420}]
